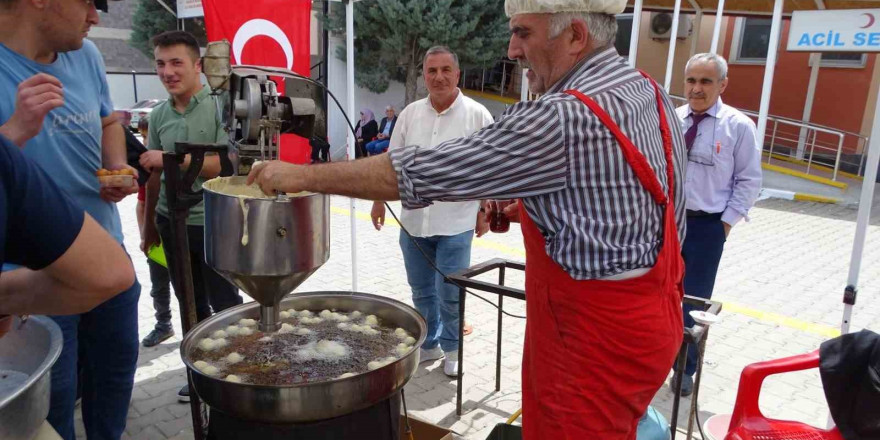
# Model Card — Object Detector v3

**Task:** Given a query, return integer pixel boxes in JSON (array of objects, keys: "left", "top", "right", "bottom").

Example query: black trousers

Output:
[
  {"left": 681, "top": 212, "right": 726, "bottom": 376},
  {"left": 156, "top": 214, "right": 243, "bottom": 323}
]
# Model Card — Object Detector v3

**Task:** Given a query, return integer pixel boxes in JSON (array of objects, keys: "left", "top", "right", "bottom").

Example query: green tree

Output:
[
  {"left": 129, "top": 0, "right": 208, "bottom": 60},
  {"left": 322, "top": 0, "right": 509, "bottom": 105}
]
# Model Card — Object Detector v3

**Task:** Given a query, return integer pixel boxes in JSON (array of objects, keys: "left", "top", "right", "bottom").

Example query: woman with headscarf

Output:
[{"left": 354, "top": 108, "right": 378, "bottom": 158}]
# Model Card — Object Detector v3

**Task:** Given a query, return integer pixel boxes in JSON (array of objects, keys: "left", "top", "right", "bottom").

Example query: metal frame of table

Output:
[{"left": 446, "top": 258, "right": 722, "bottom": 440}]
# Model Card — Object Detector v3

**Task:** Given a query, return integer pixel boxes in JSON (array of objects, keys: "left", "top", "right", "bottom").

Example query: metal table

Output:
[{"left": 446, "top": 258, "right": 722, "bottom": 440}]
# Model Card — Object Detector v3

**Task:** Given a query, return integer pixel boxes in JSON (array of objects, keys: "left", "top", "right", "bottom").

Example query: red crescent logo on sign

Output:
[{"left": 862, "top": 13, "right": 876, "bottom": 29}]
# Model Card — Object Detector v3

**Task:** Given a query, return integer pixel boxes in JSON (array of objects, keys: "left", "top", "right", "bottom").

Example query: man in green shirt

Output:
[{"left": 139, "top": 31, "right": 242, "bottom": 402}]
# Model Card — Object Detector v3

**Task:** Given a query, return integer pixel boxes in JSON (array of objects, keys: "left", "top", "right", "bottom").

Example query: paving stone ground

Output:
[{"left": 72, "top": 193, "right": 880, "bottom": 439}]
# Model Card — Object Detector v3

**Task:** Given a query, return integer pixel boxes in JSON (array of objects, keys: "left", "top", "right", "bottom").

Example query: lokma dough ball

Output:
[
  {"left": 394, "top": 328, "right": 408, "bottom": 339},
  {"left": 259, "top": 336, "right": 273, "bottom": 342},
  {"left": 212, "top": 330, "right": 228, "bottom": 339},
  {"left": 238, "top": 327, "right": 254, "bottom": 336},
  {"left": 350, "top": 311, "right": 363, "bottom": 319},
  {"left": 319, "top": 310, "right": 333, "bottom": 319},
  {"left": 202, "top": 365, "right": 220, "bottom": 376},
  {"left": 365, "top": 315, "right": 379, "bottom": 326},
  {"left": 225, "top": 325, "right": 241, "bottom": 336},
  {"left": 225, "top": 375, "right": 242, "bottom": 383},
  {"left": 226, "top": 352, "right": 244, "bottom": 364},
  {"left": 213, "top": 338, "right": 229, "bottom": 349},
  {"left": 295, "top": 327, "right": 312, "bottom": 336},
  {"left": 198, "top": 338, "right": 217, "bottom": 351},
  {"left": 278, "top": 323, "right": 296, "bottom": 334},
  {"left": 193, "top": 360, "right": 209, "bottom": 370},
  {"left": 298, "top": 310, "right": 314, "bottom": 318},
  {"left": 395, "top": 343, "right": 412, "bottom": 357},
  {"left": 286, "top": 308, "right": 297, "bottom": 315},
  {"left": 238, "top": 318, "right": 257, "bottom": 327},
  {"left": 404, "top": 336, "right": 416, "bottom": 346},
  {"left": 279, "top": 311, "right": 291, "bottom": 319},
  {"left": 337, "top": 323, "right": 351, "bottom": 330},
  {"left": 316, "top": 340, "right": 348, "bottom": 357}
]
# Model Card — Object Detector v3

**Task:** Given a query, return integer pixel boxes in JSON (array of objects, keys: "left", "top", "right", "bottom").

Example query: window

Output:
[
  {"left": 730, "top": 17, "right": 773, "bottom": 63},
  {"left": 615, "top": 14, "right": 633, "bottom": 57},
  {"left": 817, "top": 52, "right": 867, "bottom": 68}
]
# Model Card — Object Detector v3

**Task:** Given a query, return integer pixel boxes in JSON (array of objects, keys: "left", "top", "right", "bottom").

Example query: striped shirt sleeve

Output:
[{"left": 389, "top": 99, "right": 568, "bottom": 209}]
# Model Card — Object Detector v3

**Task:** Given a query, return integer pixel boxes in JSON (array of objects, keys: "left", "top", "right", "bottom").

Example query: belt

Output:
[{"left": 686, "top": 209, "right": 721, "bottom": 217}]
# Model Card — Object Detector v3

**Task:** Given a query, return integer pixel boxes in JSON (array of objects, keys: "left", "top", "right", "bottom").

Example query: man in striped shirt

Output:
[{"left": 249, "top": 0, "right": 687, "bottom": 437}]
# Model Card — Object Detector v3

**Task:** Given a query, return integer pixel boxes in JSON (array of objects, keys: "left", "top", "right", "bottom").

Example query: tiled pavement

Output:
[{"left": 73, "top": 193, "right": 880, "bottom": 439}]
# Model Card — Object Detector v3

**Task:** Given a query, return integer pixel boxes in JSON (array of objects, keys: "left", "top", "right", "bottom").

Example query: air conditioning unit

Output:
[{"left": 648, "top": 12, "right": 692, "bottom": 40}]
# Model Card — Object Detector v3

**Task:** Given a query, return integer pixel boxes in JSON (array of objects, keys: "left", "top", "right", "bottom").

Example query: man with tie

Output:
[{"left": 674, "top": 53, "right": 762, "bottom": 396}]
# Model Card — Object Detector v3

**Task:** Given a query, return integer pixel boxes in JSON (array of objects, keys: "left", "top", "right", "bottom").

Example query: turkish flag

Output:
[{"left": 203, "top": 0, "right": 312, "bottom": 164}]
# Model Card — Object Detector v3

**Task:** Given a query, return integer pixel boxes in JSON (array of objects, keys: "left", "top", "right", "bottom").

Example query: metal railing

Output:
[{"left": 670, "top": 95, "right": 870, "bottom": 182}]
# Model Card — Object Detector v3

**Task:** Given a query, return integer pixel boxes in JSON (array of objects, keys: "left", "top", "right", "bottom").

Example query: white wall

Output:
[{"left": 106, "top": 73, "right": 169, "bottom": 108}]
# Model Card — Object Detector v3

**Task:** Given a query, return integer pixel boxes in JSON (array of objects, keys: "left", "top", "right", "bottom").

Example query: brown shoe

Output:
[{"left": 463, "top": 323, "right": 473, "bottom": 336}]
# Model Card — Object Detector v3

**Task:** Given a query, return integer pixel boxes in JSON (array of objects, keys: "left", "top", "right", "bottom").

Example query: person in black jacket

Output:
[
  {"left": 354, "top": 108, "right": 377, "bottom": 158},
  {"left": 366, "top": 106, "right": 397, "bottom": 155}
]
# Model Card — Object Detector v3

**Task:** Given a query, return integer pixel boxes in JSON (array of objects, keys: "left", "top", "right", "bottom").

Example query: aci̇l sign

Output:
[{"left": 788, "top": 9, "right": 880, "bottom": 52}]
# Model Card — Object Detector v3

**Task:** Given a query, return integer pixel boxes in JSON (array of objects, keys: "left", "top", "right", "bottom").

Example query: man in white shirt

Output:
[
  {"left": 371, "top": 46, "right": 493, "bottom": 377},
  {"left": 674, "top": 53, "right": 762, "bottom": 396}
]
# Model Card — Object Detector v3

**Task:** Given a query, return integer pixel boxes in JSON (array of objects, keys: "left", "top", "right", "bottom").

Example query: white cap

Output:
[{"left": 505, "top": 0, "right": 627, "bottom": 17}]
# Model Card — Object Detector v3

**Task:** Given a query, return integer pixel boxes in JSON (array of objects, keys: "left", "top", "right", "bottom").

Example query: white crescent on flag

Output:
[{"left": 232, "top": 18, "right": 294, "bottom": 70}]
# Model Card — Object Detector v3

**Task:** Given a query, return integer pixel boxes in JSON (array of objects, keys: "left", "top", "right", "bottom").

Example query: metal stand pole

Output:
[
  {"left": 163, "top": 143, "right": 234, "bottom": 440},
  {"left": 163, "top": 152, "right": 207, "bottom": 440}
]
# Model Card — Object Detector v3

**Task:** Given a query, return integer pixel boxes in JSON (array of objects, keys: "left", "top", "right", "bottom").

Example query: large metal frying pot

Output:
[
  {"left": 0, "top": 316, "right": 63, "bottom": 440},
  {"left": 180, "top": 292, "right": 426, "bottom": 424}
]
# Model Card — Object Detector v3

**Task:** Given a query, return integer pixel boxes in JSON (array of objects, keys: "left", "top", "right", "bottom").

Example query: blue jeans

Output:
[
  {"left": 681, "top": 213, "right": 726, "bottom": 376},
  {"left": 365, "top": 139, "right": 390, "bottom": 155},
  {"left": 399, "top": 230, "right": 473, "bottom": 353},
  {"left": 48, "top": 278, "right": 141, "bottom": 440}
]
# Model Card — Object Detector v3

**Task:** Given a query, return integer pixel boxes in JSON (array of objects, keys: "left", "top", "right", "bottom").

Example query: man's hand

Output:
[
  {"left": 500, "top": 199, "right": 521, "bottom": 224},
  {"left": 371, "top": 201, "right": 386, "bottom": 230},
  {"left": 0, "top": 74, "right": 64, "bottom": 146},
  {"left": 140, "top": 222, "right": 160, "bottom": 256},
  {"left": 723, "top": 222, "right": 732, "bottom": 238},
  {"left": 139, "top": 150, "right": 163, "bottom": 171},
  {"left": 475, "top": 202, "right": 490, "bottom": 237},
  {"left": 376, "top": 133, "right": 387, "bottom": 140},
  {"left": 100, "top": 164, "right": 138, "bottom": 203},
  {"left": 247, "top": 160, "right": 306, "bottom": 195}
]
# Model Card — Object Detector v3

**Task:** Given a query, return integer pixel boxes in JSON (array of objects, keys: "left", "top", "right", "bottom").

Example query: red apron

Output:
[{"left": 520, "top": 74, "right": 684, "bottom": 440}]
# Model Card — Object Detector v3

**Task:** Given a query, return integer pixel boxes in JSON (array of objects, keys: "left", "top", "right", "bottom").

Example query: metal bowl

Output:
[
  {"left": 180, "top": 292, "right": 426, "bottom": 423},
  {"left": 0, "top": 316, "right": 63, "bottom": 440}
]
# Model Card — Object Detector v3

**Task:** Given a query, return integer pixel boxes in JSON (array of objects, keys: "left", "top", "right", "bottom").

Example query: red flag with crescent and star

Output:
[{"left": 202, "top": 0, "right": 312, "bottom": 163}]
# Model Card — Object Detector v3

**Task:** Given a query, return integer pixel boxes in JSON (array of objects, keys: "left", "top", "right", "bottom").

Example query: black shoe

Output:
[
  {"left": 178, "top": 384, "right": 190, "bottom": 403},
  {"left": 142, "top": 327, "right": 174, "bottom": 347},
  {"left": 676, "top": 373, "right": 694, "bottom": 397}
]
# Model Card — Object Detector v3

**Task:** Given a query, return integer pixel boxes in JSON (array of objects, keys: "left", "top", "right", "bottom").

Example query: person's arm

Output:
[
  {"left": 721, "top": 119, "right": 763, "bottom": 234},
  {"left": 0, "top": 137, "right": 135, "bottom": 316},
  {"left": 0, "top": 74, "right": 64, "bottom": 147},
  {"left": 141, "top": 171, "right": 162, "bottom": 254},
  {"left": 248, "top": 99, "right": 568, "bottom": 206},
  {"left": 0, "top": 214, "right": 134, "bottom": 315}
]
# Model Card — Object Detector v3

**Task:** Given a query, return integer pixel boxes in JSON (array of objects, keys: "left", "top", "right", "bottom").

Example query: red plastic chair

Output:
[{"left": 724, "top": 350, "right": 844, "bottom": 440}]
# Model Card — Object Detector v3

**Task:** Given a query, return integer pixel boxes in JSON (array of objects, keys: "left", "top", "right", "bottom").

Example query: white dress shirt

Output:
[
  {"left": 389, "top": 90, "right": 494, "bottom": 237},
  {"left": 675, "top": 98, "right": 763, "bottom": 226}
]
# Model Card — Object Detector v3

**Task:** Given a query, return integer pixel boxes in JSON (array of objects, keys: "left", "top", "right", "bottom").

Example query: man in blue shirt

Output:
[
  {"left": 674, "top": 53, "right": 762, "bottom": 396},
  {"left": 0, "top": 137, "right": 135, "bottom": 338},
  {"left": 365, "top": 106, "right": 397, "bottom": 155},
  {"left": 0, "top": 0, "right": 141, "bottom": 437}
]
